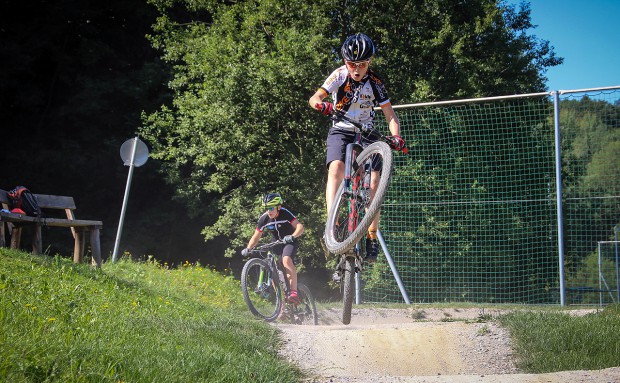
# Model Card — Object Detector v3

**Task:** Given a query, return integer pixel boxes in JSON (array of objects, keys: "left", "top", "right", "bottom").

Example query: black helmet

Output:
[
  {"left": 262, "top": 193, "right": 284, "bottom": 208},
  {"left": 341, "top": 33, "right": 375, "bottom": 62}
]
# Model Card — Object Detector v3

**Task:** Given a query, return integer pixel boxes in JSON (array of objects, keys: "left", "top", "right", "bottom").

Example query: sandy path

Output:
[{"left": 275, "top": 307, "right": 620, "bottom": 383}]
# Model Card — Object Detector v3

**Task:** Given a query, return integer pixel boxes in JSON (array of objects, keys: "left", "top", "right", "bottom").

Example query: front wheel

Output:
[
  {"left": 341, "top": 255, "right": 356, "bottom": 325},
  {"left": 325, "top": 141, "right": 393, "bottom": 255},
  {"left": 241, "top": 258, "right": 282, "bottom": 322}
]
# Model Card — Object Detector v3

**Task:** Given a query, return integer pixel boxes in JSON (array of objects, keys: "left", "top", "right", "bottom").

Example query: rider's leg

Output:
[
  {"left": 326, "top": 159, "right": 345, "bottom": 213},
  {"left": 368, "top": 169, "right": 381, "bottom": 231},
  {"left": 366, "top": 170, "right": 381, "bottom": 261},
  {"left": 282, "top": 255, "right": 298, "bottom": 292},
  {"left": 325, "top": 129, "right": 355, "bottom": 214}
]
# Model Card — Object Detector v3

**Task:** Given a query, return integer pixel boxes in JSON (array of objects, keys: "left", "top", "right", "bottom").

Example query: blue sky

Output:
[{"left": 506, "top": 0, "right": 620, "bottom": 91}]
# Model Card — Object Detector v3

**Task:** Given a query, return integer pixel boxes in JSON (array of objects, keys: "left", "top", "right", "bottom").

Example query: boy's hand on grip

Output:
[{"left": 315, "top": 102, "right": 333, "bottom": 116}]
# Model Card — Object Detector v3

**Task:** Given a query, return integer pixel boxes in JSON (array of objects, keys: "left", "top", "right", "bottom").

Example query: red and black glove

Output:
[
  {"left": 387, "top": 134, "right": 407, "bottom": 152},
  {"left": 315, "top": 102, "right": 334, "bottom": 116}
]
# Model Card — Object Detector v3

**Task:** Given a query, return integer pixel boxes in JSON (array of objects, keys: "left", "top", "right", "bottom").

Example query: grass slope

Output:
[{"left": 0, "top": 249, "right": 302, "bottom": 382}]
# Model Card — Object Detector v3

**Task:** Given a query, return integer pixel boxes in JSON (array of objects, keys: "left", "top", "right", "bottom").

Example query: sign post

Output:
[{"left": 112, "top": 137, "right": 149, "bottom": 262}]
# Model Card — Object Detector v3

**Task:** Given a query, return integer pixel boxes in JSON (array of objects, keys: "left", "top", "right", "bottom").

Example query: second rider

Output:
[{"left": 241, "top": 193, "right": 304, "bottom": 304}]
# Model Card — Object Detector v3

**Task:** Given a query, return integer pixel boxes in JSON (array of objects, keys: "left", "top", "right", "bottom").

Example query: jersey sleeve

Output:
[
  {"left": 256, "top": 213, "right": 268, "bottom": 232},
  {"left": 279, "top": 208, "right": 297, "bottom": 223},
  {"left": 320, "top": 67, "right": 346, "bottom": 96}
]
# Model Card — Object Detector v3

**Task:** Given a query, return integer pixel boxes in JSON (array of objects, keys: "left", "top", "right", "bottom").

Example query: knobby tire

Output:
[
  {"left": 241, "top": 258, "right": 282, "bottom": 322},
  {"left": 341, "top": 256, "right": 356, "bottom": 325},
  {"left": 325, "top": 141, "right": 393, "bottom": 254}
]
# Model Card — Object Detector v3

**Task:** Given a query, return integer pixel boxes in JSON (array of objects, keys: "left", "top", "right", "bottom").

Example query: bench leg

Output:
[
  {"left": 73, "top": 231, "right": 84, "bottom": 263},
  {"left": 90, "top": 228, "right": 102, "bottom": 268},
  {"left": 10, "top": 226, "right": 21, "bottom": 249},
  {"left": 0, "top": 222, "right": 5, "bottom": 247},
  {"left": 32, "top": 225, "right": 42, "bottom": 254}
]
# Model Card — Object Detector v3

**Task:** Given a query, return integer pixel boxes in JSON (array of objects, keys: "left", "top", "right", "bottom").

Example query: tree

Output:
[
  {"left": 141, "top": 0, "right": 333, "bottom": 268},
  {"left": 332, "top": 0, "right": 562, "bottom": 101},
  {"left": 140, "top": 0, "right": 562, "bottom": 277}
]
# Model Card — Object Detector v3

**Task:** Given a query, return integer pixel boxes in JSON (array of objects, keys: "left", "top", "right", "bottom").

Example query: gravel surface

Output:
[{"left": 274, "top": 307, "right": 620, "bottom": 383}]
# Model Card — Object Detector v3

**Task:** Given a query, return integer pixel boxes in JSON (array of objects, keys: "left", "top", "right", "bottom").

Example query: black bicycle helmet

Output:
[
  {"left": 262, "top": 193, "right": 284, "bottom": 208},
  {"left": 341, "top": 33, "right": 375, "bottom": 62}
]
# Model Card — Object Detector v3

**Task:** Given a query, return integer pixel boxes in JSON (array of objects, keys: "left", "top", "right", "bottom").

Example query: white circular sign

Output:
[{"left": 120, "top": 138, "right": 149, "bottom": 167}]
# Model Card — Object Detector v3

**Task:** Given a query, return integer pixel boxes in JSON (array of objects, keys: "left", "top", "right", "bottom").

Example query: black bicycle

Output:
[
  {"left": 241, "top": 240, "right": 318, "bottom": 324},
  {"left": 324, "top": 110, "right": 407, "bottom": 324}
]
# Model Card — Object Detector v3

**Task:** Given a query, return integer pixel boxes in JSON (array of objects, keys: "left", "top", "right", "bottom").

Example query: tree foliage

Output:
[
  {"left": 141, "top": 0, "right": 335, "bottom": 262},
  {"left": 140, "top": 0, "right": 562, "bottom": 270}
]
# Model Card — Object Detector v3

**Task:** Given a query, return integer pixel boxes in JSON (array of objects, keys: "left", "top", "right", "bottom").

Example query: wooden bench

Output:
[{"left": 0, "top": 189, "right": 103, "bottom": 267}]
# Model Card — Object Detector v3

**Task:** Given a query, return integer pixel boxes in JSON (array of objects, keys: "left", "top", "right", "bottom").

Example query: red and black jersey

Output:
[{"left": 256, "top": 207, "right": 298, "bottom": 242}]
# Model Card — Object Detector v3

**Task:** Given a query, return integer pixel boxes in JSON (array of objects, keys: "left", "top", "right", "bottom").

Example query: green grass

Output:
[
  {"left": 0, "top": 248, "right": 302, "bottom": 382},
  {"left": 498, "top": 306, "right": 620, "bottom": 373},
  {"left": 2, "top": 248, "right": 620, "bottom": 381}
]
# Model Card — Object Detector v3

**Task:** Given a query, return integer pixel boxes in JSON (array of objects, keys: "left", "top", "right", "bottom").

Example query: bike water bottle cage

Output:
[{"left": 262, "top": 193, "right": 283, "bottom": 208}]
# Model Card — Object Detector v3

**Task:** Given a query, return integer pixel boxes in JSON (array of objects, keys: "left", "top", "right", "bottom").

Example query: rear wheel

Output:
[
  {"left": 292, "top": 283, "right": 318, "bottom": 325},
  {"left": 325, "top": 141, "right": 393, "bottom": 254},
  {"left": 241, "top": 258, "right": 282, "bottom": 322}
]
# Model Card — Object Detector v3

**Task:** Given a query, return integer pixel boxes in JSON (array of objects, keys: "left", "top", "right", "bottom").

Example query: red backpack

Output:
[{"left": 8, "top": 186, "right": 42, "bottom": 217}]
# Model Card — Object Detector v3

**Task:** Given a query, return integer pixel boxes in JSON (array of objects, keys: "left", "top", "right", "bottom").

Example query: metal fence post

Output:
[{"left": 553, "top": 91, "right": 566, "bottom": 306}]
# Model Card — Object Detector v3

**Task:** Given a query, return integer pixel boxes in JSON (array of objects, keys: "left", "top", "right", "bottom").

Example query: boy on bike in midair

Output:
[
  {"left": 308, "top": 32, "right": 406, "bottom": 262},
  {"left": 241, "top": 193, "right": 304, "bottom": 303}
]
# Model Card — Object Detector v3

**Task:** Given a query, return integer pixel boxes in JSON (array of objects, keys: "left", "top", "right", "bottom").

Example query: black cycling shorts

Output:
[
  {"left": 326, "top": 128, "right": 382, "bottom": 171},
  {"left": 274, "top": 242, "right": 298, "bottom": 264}
]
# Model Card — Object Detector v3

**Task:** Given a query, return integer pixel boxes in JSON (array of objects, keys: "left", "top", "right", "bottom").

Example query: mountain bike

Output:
[
  {"left": 241, "top": 240, "right": 318, "bottom": 325},
  {"left": 324, "top": 110, "right": 408, "bottom": 324}
]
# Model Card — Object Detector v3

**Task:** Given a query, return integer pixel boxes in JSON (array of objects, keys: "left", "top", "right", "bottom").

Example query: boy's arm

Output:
[
  {"left": 246, "top": 229, "right": 263, "bottom": 249},
  {"left": 381, "top": 103, "right": 400, "bottom": 136},
  {"left": 291, "top": 219, "right": 304, "bottom": 238},
  {"left": 309, "top": 88, "right": 329, "bottom": 112}
]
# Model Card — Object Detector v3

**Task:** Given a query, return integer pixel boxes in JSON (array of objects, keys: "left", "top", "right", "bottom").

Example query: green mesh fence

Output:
[
  {"left": 560, "top": 90, "right": 620, "bottom": 305},
  {"left": 364, "top": 88, "right": 620, "bottom": 305}
]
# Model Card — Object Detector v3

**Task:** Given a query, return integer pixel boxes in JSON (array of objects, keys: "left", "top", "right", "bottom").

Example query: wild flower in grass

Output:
[{"left": 47, "top": 317, "right": 57, "bottom": 322}]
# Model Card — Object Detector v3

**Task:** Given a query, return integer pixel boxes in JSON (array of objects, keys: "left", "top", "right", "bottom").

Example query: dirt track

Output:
[{"left": 275, "top": 307, "right": 620, "bottom": 383}]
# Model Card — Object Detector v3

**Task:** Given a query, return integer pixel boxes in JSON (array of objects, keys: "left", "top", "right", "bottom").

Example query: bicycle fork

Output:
[
  {"left": 255, "top": 267, "right": 274, "bottom": 298},
  {"left": 332, "top": 248, "right": 363, "bottom": 283}
]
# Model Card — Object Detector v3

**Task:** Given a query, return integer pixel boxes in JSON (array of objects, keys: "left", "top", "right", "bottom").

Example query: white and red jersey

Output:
[{"left": 320, "top": 65, "right": 391, "bottom": 131}]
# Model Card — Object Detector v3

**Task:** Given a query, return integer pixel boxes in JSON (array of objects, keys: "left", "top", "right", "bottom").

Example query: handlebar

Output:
[
  {"left": 330, "top": 110, "right": 409, "bottom": 154},
  {"left": 249, "top": 240, "right": 286, "bottom": 254}
]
